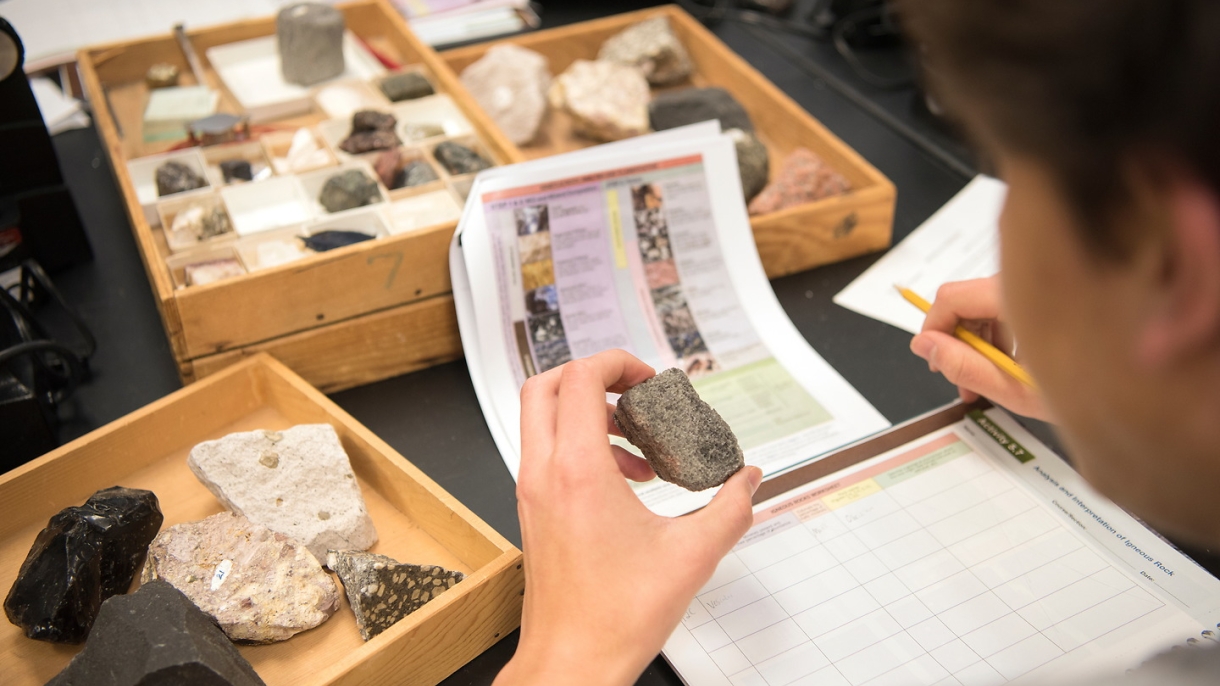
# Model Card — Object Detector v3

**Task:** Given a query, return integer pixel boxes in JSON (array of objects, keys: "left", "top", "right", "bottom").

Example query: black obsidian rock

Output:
[
  {"left": 301, "top": 230, "right": 375, "bottom": 252},
  {"left": 648, "top": 87, "right": 754, "bottom": 134},
  {"left": 46, "top": 580, "right": 265, "bottom": 686},
  {"left": 433, "top": 141, "right": 491, "bottom": 175},
  {"left": 4, "top": 486, "right": 163, "bottom": 644}
]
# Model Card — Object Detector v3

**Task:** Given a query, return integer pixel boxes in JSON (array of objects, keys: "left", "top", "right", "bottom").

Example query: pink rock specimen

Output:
[{"left": 747, "top": 148, "right": 851, "bottom": 215}]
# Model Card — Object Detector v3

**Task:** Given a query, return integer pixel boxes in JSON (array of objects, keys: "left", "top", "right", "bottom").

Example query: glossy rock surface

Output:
[
  {"left": 46, "top": 580, "right": 266, "bottom": 686},
  {"left": 4, "top": 487, "right": 163, "bottom": 643}
]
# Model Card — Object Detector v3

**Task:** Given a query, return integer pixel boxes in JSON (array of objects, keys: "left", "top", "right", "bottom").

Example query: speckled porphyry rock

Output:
[
  {"left": 187, "top": 424, "right": 377, "bottom": 561},
  {"left": 599, "top": 17, "right": 693, "bottom": 86},
  {"left": 4, "top": 487, "right": 163, "bottom": 644},
  {"left": 614, "top": 368, "right": 744, "bottom": 491},
  {"left": 327, "top": 550, "right": 464, "bottom": 641},
  {"left": 46, "top": 581, "right": 265, "bottom": 686},
  {"left": 142, "top": 512, "right": 340, "bottom": 643}
]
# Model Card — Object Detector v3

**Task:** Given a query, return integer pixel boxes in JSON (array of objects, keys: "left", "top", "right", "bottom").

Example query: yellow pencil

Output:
[{"left": 895, "top": 285, "right": 1038, "bottom": 389}]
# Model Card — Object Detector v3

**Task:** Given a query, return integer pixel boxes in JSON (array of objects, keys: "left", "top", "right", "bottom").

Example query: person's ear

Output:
[{"left": 1137, "top": 175, "right": 1220, "bottom": 368}]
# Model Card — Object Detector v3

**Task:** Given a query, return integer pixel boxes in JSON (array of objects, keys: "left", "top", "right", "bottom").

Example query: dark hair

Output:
[{"left": 900, "top": 0, "right": 1220, "bottom": 257}]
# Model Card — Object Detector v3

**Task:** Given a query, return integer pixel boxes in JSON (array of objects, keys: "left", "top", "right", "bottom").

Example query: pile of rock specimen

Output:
[{"left": 7, "top": 424, "right": 468, "bottom": 683}]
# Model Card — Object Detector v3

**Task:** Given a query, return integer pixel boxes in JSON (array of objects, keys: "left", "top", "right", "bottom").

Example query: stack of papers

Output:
[{"left": 29, "top": 77, "right": 90, "bottom": 135}]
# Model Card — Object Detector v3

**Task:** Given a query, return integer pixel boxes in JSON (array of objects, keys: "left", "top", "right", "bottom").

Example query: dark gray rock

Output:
[
  {"left": 433, "top": 142, "right": 491, "bottom": 175},
  {"left": 327, "top": 550, "right": 464, "bottom": 641},
  {"left": 614, "top": 368, "right": 744, "bottom": 491},
  {"left": 728, "top": 128, "right": 769, "bottom": 201},
  {"left": 155, "top": 161, "right": 206, "bottom": 197},
  {"left": 340, "top": 110, "right": 399, "bottom": 154},
  {"left": 46, "top": 580, "right": 265, "bottom": 686},
  {"left": 302, "top": 230, "right": 375, "bottom": 252},
  {"left": 219, "top": 160, "right": 253, "bottom": 183},
  {"left": 648, "top": 87, "right": 754, "bottom": 134},
  {"left": 277, "top": 3, "right": 345, "bottom": 87},
  {"left": 4, "top": 487, "right": 163, "bottom": 644},
  {"left": 379, "top": 72, "right": 434, "bottom": 102},
  {"left": 319, "top": 170, "right": 381, "bottom": 213},
  {"left": 402, "top": 160, "right": 439, "bottom": 187},
  {"left": 351, "top": 110, "right": 396, "bottom": 133}
]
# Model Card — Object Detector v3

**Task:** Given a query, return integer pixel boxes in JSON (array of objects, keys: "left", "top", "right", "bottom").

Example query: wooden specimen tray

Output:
[
  {"left": 78, "top": 0, "right": 513, "bottom": 392},
  {"left": 441, "top": 4, "right": 896, "bottom": 278},
  {"left": 0, "top": 354, "right": 524, "bottom": 685}
]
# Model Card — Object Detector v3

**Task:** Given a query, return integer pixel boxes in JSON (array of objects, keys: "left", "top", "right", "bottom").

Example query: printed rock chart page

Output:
[
  {"left": 665, "top": 408, "right": 1220, "bottom": 685},
  {"left": 453, "top": 130, "right": 890, "bottom": 516}
]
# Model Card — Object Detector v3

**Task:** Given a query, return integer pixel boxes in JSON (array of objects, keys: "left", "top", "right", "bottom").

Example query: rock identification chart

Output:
[
  {"left": 664, "top": 409, "right": 1220, "bottom": 685},
  {"left": 452, "top": 127, "right": 890, "bottom": 516}
]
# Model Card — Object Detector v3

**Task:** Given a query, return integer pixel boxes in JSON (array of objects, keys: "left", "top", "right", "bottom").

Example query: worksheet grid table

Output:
[{"left": 681, "top": 446, "right": 1164, "bottom": 686}]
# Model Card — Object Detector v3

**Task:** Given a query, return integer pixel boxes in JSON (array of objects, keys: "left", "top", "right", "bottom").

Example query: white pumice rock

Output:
[
  {"left": 460, "top": 44, "right": 551, "bottom": 145},
  {"left": 187, "top": 423, "right": 377, "bottom": 563}
]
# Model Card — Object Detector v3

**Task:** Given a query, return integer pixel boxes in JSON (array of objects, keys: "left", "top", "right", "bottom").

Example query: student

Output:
[{"left": 495, "top": 1, "right": 1220, "bottom": 683}]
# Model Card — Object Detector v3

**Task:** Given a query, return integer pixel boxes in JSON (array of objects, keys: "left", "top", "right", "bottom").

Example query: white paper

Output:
[
  {"left": 452, "top": 126, "right": 890, "bottom": 517},
  {"left": 29, "top": 77, "right": 90, "bottom": 134},
  {"left": 834, "top": 175, "right": 1006, "bottom": 334},
  {"left": 663, "top": 408, "right": 1220, "bottom": 685}
]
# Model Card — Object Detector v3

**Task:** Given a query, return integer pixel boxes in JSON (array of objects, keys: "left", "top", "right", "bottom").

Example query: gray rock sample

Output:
[
  {"left": 649, "top": 87, "right": 754, "bottom": 134},
  {"left": 599, "top": 17, "right": 693, "bottom": 86},
  {"left": 219, "top": 160, "right": 253, "bottom": 183},
  {"left": 402, "top": 160, "right": 439, "bottom": 187},
  {"left": 327, "top": 550, "right": 464, "bottom": 641},
  {"left": 319, "top": 170, "right": 382, "bottom": 213},
  {"left": 46, "top": 580, "right": 265, "bottom": 686},
  {"left": 187, "top": 425, "right": 377, "bottom": 561},
  {"left": 728, "top": 128, "right": 769, "bottom": 201},
  {"left": 142, "top": 512, "right": 340, "bottom": 643},
  {"left": 4, "top": 487, "right": 163, "bottom": 644},
  {"left": 380, "top": 72, "right": 434, "bottom": 102},
  {"left": 277, "top": 3, "right": 346, "bottom": 87},
  {"left": 155, "top": 161, "right": 206, "bottom": 197},
  {"left": 433, "top": 142, "right": 491, "bottom": 175},
  {"left": 613, "top": 368, "right": 744, "bottom": 491},
  {"left": 460, "top": 44, "right": 551, "bottom": 145},
  {"left": 549, "top": 59, "right": 651, "bottom": 142}
]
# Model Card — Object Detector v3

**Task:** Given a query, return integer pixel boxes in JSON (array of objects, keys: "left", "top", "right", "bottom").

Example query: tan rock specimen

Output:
[
  {"left": 188, "top": 424, "right": 377, "bottom": 563},
  {"left": 549, "top": 59, "right": 651, "bottom": 142},
  {"left": 599, "top": 17, "right": 693, "bottom": 86},
  {"left": 747, "top": 147, "right": 852, "bottom": 215},
  {"left": 141, "top": 512, "right": 340, "bottom": 643},
  {"left": 461, "top": 44, "right": 551, "bottom": 145}
]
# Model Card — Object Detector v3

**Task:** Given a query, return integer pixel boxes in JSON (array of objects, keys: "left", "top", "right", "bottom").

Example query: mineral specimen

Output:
[
  {"left": 302, "top": 230, "right": 375, "bottom": 252},
  {"left": 187, "top": 424, "right": 378, "bottom": 562},
  {"left": 339, "top": 110, "right": 400, "bottom": 154},
  {"left": 433, "top": 141, "right": 492, "bottom": 175},
  {"left": 374, "top": 149, "right": 404, "bottom": 188},
  {"left": 401, "top": 123, "right": 445, "bottom": 141},
  {"left": 402, "top": 160, "right": 439, "bottom": 187},
  {"left": 277, "top": 128, "right": 332, "bottom": 173},
  {"left": 185, "top": 259, "right": 244, "bottom": 287},
  {"left": 549, "top": 59, "right": 650, "bottom": 142},
  {"left": 649, "top": 87, "right": 754, "bottom": 133},
  {"left": 171, "top": 204, "right": 233, "bottom": 241},
  {"left": 145, "top": 63, "right": 180, "bottom": 89},
  {"left": 142, "top": 512, "right": 340, "bottom": 643},
  {"left": 155, "top": 161, "right": 206, "bottom": 197},
  {"left": 46, "top": 581, "right": 265, "bottom": 686},
  {"left": 4, "top": 487, "right": 163, "bottom": 644},
  {"left": 599, "top": 17, "right": 693, "bottom": 86},
  {"left": 747, "top": 147, "right": 851, "bottom": 215},
  {"left": 219, "top": 160, "right": 254, "bottom": 183},
  {"left": 460, "top": 44, "right": 551, "bottom": 145},
  {"left": 380, "top": 71, "right": 435, "bottom": 102},
  {"left": 614, "top": 368, "right": 744, "bottom": 491},
  {"left": 319, "top": 169, "right": 382, "bottom": 213},
  {"left": 728, "top": 128, "right": 769, "bottom": 201},
  {"left": 327, "top": 550, "right": 464, "bottom": 641},
  {"left": 277, "top": 3, "right": 346, "bottom": 86}
]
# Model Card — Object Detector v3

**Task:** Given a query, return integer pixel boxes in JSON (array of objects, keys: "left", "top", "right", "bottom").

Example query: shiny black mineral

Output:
[
  {"left": 219, "top": 159, "right": 254, "bottom": 183},
  {"left": 433, "top": 141, "right": 491, "bottom": 175},
  {"left": 301, "top": 230, "right": 375, "bottom": 252},
  {"left": 318, "top": 170, "right": 381, "bottom": 213},
  {"left": 155, "top": 161, "right": 206, "bottom": 197},
  {"left": 46, "top": 580, "right": 266, "bottom": 686},
  {"left": 4, "top": 486, "right": 163, "bottom": 643}
]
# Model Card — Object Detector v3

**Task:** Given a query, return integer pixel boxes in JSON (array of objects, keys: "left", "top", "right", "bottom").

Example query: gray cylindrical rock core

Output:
[{"left": 277, "top": 3, "right": 346, "bottom": 86}]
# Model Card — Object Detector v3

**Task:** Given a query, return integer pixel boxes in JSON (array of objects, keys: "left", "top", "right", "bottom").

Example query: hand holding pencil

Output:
[{"left": 903, "top": 276, "right": 1050, "bottom": 420}]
